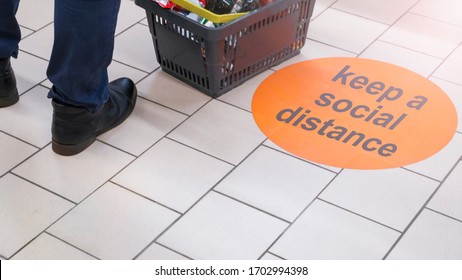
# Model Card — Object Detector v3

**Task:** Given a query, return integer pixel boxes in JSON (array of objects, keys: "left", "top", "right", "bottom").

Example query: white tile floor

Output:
[{"left": 1, "top": 0, "right": 462, "bottom": 260}]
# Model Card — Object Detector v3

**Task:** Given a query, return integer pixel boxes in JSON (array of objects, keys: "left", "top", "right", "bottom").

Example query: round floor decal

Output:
[{"left": 252, "top": 57, "right": 458, "bottom": 169}]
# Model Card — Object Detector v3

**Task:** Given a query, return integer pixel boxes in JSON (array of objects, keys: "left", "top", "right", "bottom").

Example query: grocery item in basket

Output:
[
  {"left": 259, "top": 0, "right": 277, "bottom": 6},
  {"left": 205, "top": 0, "right": 234, "bottom": 14},
  {"left": 230, "top": 0, "right": 260, "bottom": 13}
]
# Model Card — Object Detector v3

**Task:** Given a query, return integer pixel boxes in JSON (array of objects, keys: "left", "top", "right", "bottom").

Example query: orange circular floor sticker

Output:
[{"left": 252, "top": 57, "right": 458, "bottom": 169}]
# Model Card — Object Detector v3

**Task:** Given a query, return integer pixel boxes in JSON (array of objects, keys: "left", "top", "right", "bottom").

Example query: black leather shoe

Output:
[
  {"left": 0, "top": 57, "right": 19, "bottom": 107},
  {"left": 51, "top": 78, "right": 137, "bottom": 156}
]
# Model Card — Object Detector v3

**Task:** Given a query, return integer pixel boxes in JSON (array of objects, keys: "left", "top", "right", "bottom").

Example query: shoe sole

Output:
[
  {"left": 0, "top": 89, "right": 19, "bottom": 107},
  {"left": 52, "top": 88, "right": 137, "bottom": 156}
]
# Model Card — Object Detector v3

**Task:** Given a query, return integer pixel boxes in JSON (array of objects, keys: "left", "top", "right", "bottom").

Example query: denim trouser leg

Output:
[
  {"left": 0, "top": 0, "right": 21, "bottom": 59},
  {"left": 47, "top": 0, "right": 122, "bottom": 112}
]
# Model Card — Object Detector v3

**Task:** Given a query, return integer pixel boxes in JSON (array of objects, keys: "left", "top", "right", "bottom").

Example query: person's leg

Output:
[
  {"left": 47, "top": 0, "right": 121, "bottom": 112},
  {"left": 48, "top": 0, "right": 137, "bottom": 155},
  {"left": 0, "top": 0, "right": 21, "bottom": 107}
]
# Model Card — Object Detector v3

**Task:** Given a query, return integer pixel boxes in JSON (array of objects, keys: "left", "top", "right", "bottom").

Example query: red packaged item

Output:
[
  {"left": 259, "top": 0, "right": 276, "bottom": 6},
  {"left": 154, "top": 0, "right": 176, "bottom": 9}
]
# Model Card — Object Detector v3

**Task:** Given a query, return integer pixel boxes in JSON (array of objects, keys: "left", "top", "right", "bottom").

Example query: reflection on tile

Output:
[
  {"left": 271, "top": 200, "right": 399, "bottom": 259},
  {"left": 136, "top": 243, "right": 189, "bottom": 260},
  {"left": 48, "top": 183, "right": 179, "bottom": 260},
  {"left": 319, "top": 168, "right": 438, "bottom": 231},
  {"left": 216, "top": 146, "right": 335, "bottom": 222},
  {"left": 388, "top": 209, "right": 462, "bottom": 259},
  {"left": 12, "top": 233, "right": 95, "bottom": 260},
  {"left": 13, "top": 143, "right": 134, "bottom": 203},
  {"left": 433, "top": 45, "right": 462, "bottom": 85},
  {"left": 158, "top": 192, "right": 288, "bottom": 259},
  {"left": 113, "top": 138, "right": 233, "bottom": 213},
  {"left": 333, "top": 0, "right": 418, "bottom": 25},
  {"left": 380, "top": 13, "right": 462, "bottom": 58},
  {"left": 0, "top": 174, "right": 74, "bottom": 258},
  {"left": 169, "top": 100, "right": 266, "bottom": 165},
  {"left": 308, "top": 9, "right": 388, "bottom": 54},
  {"left": 428, "top": 162, "right": 462, "bottom": 221},
  {"left": 411, "top": 0, "right": 462, "bottom": 27},
  {"left": 360, "top": 41, "right": 442, "bottom": 78}
]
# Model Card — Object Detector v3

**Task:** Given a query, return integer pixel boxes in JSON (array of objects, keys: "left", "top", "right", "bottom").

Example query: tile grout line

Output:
[
  {"left": 382, "top": 155, "right": 462, "bottom": 259},
  {"left": 425, "top": 207, "right": 462, "bottom": 224},
  {"left": 258, "top": 170, "right": 343, "bottom": 260},
  {"left": 317, "top": 198, "right": 403, "bottom": 233},
  {"left": 135, "top": 137, "right": 268, "bottom": 260}
]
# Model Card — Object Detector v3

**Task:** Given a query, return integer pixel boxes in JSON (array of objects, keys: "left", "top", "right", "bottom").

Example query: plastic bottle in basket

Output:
[{"left": 231, "top": 0, "right": 260, "bottom": 13}]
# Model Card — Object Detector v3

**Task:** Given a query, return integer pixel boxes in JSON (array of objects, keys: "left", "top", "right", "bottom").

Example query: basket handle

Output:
[{"left": 168, "top": 0, "right": 248, "bottom": 23}]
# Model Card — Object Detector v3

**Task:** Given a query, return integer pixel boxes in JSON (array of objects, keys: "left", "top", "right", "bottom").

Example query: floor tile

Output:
[
  {"left": 12, "top": 233, "right": 95, "bottom": 260},
  {"left": 271, "top": 40, "right": 356, "bottom": 71},
  {"left": 312, "top": 0, "right": 337, "bottom": 18},
  {"left": 387, "top": 209, "right": 462, "bottom": 259},
  {"left": 136, "top": 70, "right": 211, "bottom": 115},
  {"left": 19, "top": 24, "right": 53, "bottom": 61},
  {"left": 404, "top": 132, "right": 462, "bottom": 181},
  {"left": 113, "top": 23, "right": 159, "bottom": 72},
  {"left": 136, "top": 243, "right": 189, "bottom": 260},
  {"left": 98, "top": 98, "right": 187, "bottom": 156},
  {"left": 380, "top": 13, "right": 462, "bottom": 59},
  {"left": 270, "top": 200, "right": 400, "bottom": 259},
  {"left": 430, "top": 78, "right": 462, "bottom": 133},
  {"left": 433, "top": 44, "right": 462, "bottom": 85},
  {"left": 319, "top": 168, "right": 439, "bottom": 231},
  {"left": 11, "top": 51, "right": 48, "bottom": 95},
  {"left": 0, "top": 132, "right": 37, "bottom": 176},
  {"left": 411, "top": 0, "right": 462, "bottom": 27},
  {"left": 158, "top": 192, "right": 288, "bottom": 260},
  {"left": 48, "top": 182, "right": 179, "bottom": 260},
  {"left": 263, "top": 140, "right": 343, "bottom": 173},
  {"left": 333, "top": 0, "right": 418, "bottom": 25},
  {"left": 427, "top": 162, "right": 462, "bottom": 221},
  {"left": 215, "top": 146, "right": 336, "bottom": 222},
  {"left": 260, "top": 253, "right": 284, "bottom": 260},
  {"left": 308, "top": 8, "right": 388, "bottom": 54},
  {"left": 0, "top": 86, "right": 52, "bottom": 148},
  {"left": 116, "top": 0, "right": 147, "bottom": 35},
  {"left": 16, "top": 0, "right": 54, "bottom": 31},
  {"left": 108, "top": 60, "right": 148, "bottom": 84},
  {"left": 113, "top": 138, "right": 233, "bottom": 213},
  {"left": 0, "top": 174, "right": 74, "bottom": 258},
  {"left": 13, "top": 143, "right": 134, "bottom": 203},
  {"left": 168, "top": 99, "right": 266, "bottom": 165},
  {"left": 360, "top": 40, "right": 442, "bottom": 77},
  {"left": 20, "top": 26, "right": 34, "bottom": 39},
  {"left": 218, "top": 70, "right": 273, "bottom": 112}
]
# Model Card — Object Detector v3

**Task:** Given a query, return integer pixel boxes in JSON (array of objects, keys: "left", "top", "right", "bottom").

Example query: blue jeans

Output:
[{"left": 0, "top": 0, "right": 122, "bottom": 112}]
